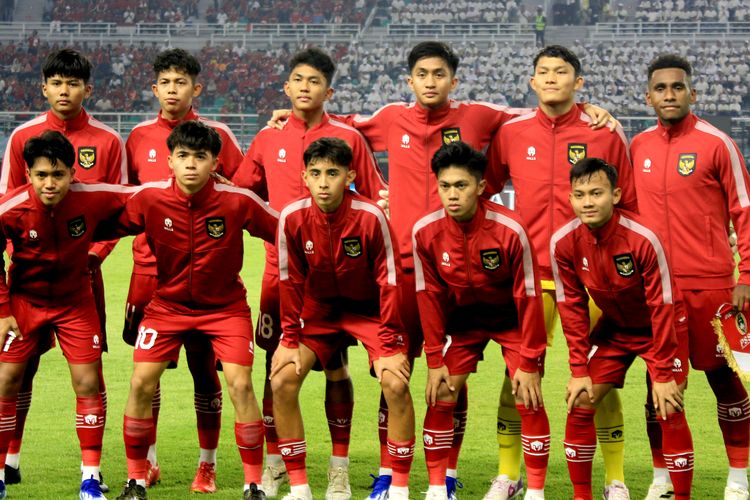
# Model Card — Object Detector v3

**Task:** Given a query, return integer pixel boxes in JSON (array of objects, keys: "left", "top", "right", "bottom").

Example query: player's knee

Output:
[
  {"left": 129, "top": 372, "right": 159, "bottom": 400},
  {"left": 225, "top": 374, "right": 253, "bottom": 399},
  {"left": 380, "top": 373, "right": 410, "bottom": 403},
  {"left": 270, "top": 368, "right": 302, "bottom": 400},
  {"left": 572, "top": 394, "right": 596, "bottom": 411},
  {"left": 0, "top": 366, "right": 24, "bottom": 396}
]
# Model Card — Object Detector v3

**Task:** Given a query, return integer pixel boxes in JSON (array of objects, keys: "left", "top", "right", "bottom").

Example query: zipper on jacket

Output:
[
  {"left": 188, "top": 201, "right": 194, "bottom": 302},
  {"left": 50, "top": 210, "right": 58, "bottom": 301},
  {"left": 325, "top": 217, "right": 339, "bottom": 295},
  {"left": 463, "top": 233, "right": 477, "bottom": 301},
  {"left": 663, "top": 139, "right": 674, "bottom": 260}
]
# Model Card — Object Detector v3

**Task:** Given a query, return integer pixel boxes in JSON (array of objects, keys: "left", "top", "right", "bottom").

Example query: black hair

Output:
[
  {"left": 533, "top": 45, "right": 582, "bottom": 77},
  {"left": 647, "top": 53, "right": 692, "bottom": 83},
  {"left": 431, "top": 141, "right": 487, "bottom": 182},
  {"left": 153, "top": 48, "right": 201, "bottom": 80},
  {"left": 42, "top": 48, "right": 92, "bottom": 83},
  {"left": 569, "top": 157, "right": 618, "bottom": 188},
  {"left": 303, "top": 137, "right": 353, "bottom": 169},
  {"left": 167, "top": 121, "right": 222, "bottom": 157},
  {"left": 289, "top": 47, "right": 336, "bottom": 86},
  {"left": 23, "top": 130, "right": 76, "bottom": 170},
  {"left": 408, "top": 41, "right": 459, "bottom": 75}
]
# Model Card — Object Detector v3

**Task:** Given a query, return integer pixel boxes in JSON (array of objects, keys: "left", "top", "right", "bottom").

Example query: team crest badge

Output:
[
  {"left": 342, "top": 237, "right": 362, "bottom": 258},
  {"left": 206, "top": 217, "right": 225, "bottom": 239},
  {"left": 613, "top": 253, "right": 635, "bottom": 277},
  {"left": 567, "top": 143, "right": 587, "bottom": 165},
  {"left": 480, "top": 249, "right": 501, "bottom": 271},
  {"left": 68, "top": 216, "right": 86, "bottom": 238},
  {"left": 78, "top": 147, "right": 96, "bottom": 169},
  {"left": 441, "top": 128, "right": 462, "bottom": 145},
  {"left": 677, "top": 153, "right": 696, "bottom": 176}
]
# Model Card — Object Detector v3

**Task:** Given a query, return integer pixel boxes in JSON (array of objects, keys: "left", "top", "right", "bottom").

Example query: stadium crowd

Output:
[{"left": 634, "top": 0, "right": 750, "bottom": 22}]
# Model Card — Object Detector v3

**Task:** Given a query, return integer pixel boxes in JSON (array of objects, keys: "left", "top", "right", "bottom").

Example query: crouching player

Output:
[
  {"left": 551, "top": 158, "right": 694, "bottom": 499},
  {"left": 106, "top": 121, "right": 278, "bottom": 500},
  {"left": 0, "top": 131, "right": 134, "bottom": 499},
  {"left": 270, "top": 138, "right": 415, "bottom": 500},
  {"left": 413, "top": 142, "right": 549, "bottom": 500}
]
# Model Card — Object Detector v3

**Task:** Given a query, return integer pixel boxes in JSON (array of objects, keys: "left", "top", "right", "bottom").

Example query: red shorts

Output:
[
  {"left": 399, "top": 269, "right": 423, "bottom": 358},
  {"left": 134, "top": 298, "right": 254, "bottom": 366},
  {"left": 123, "top": 270, "right": 158, "bottom": 346},
  {"left": 682, "top": 287, "right": 732, "bottom": 371},
  {"left": 299, "top": 312, "right": 407, "bottom": 370},
  {"left": 0, "top": 294, "right": 102, "bottom": 364},
  {"left": 442, "top": 328, "right": 544, "bottom": 377}
]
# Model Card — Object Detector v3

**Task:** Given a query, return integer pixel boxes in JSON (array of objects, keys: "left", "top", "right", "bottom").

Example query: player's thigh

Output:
[
  {"left": 132, "top": 307, "right": 185, "bottom": 364},
  {"left": 399, "top": 270, "right": 423, "bottom": 358},
  {"left": 52, "top": 299, "right": 104, "bottom": 365},
  {"left": 202, "top": 308, "right": 255, "bottom": 367}
]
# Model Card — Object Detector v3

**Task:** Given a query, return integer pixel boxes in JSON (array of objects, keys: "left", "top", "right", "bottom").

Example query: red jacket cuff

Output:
[
  {"left": 520, "top": 356, "right": 541, "bottom": 373},
  {"left": 0, "top": 302, "right": 11, "bottom": 317},
  {"left": 570, "top": 364, "right": 589, "bottom": 378}
]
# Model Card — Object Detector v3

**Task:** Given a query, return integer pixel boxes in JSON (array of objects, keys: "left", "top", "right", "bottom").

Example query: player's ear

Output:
[
  {"left": 345, "top": 168, "right": 356, "bottom": 184},
  {"left": 284, "top": 81, "right": 292, "bottom": 98},
  {"left": 612, "top": 186, "right": 622, "bottom": 205},
  {"left": 324, "top": 86, "right": 334, "bottom": 102},
  {"left": 574, "top": 75, "right": 584, "bottom": 91},
  {"left": 192, "top": 82, "right": 203, "bottom": 98},
  {"left": 477, "top": 178, "right": 487, "bottom": 197},
  {"left": 83, "top": 83, "right": 93, "bottom": 99}
]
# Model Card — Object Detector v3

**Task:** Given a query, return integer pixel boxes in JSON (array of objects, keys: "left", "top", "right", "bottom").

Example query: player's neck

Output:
[
  {"left": 292, "top": 107, "right": 325, "bottom": 129},
  {"left": 161, "top": 107, "right": 191, "bottom": 122},
  {"left": 50, "top": 106, "right": 83, "bottom": 121},
  {"left": 538, "top": 99, "right": 575, "bottom": 118}
]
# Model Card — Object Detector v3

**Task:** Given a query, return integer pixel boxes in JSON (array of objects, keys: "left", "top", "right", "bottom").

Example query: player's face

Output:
[
  {"left": 152, "top": 67, "right": 202, "bottom": 120},
  {"left": 284, "top": 64, "right": 333, "bottom": 112},
  {"left": 437, "top": 166, "right": 485, "bottom": 222},
  {"left": 407, "top": 57, "right": 457, "bottom": 109},
  {"left": 302, "top": 159, "right": 356, "bottom": 213},
  {"left": 569, "top": 170, "right": 622, "bottom": 229},
  {"left": 646, "top": 68, "right": 696, "bottom": 125},
  {"left": 168, "top": 146, "right": 217, "bottom": 195},
  {"left": 27, "top": 157, "right": 75, "bottom": 207},
  {"left": 530, "top": 56, "right": 583, "bottom": 107},
  {"left": 42, "top": 74, "right": 91, "bottom": 120}
]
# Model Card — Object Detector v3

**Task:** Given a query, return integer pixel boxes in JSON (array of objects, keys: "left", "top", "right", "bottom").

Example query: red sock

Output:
[
  {"left": 325, "top": 401, "right": 353, "bottom": 458},
  {"left": 518, "top": 403, "right": 550, "bottom": 490},
  {"left": 7, "top": 391, "right": 30, "bottom": 455},
  {"left": 235, "top": 421, "right": 264, "bottom": 484},
  {"left": 645, "top": 402, "right": 666, "bottom": 468},
  {"left": 0, "top": 397, "right": 17, "bottom": 468},
  {"left": 76, "top": 395, "right": 104, "bottom": 466},
  {"left": 262, "top": 397, "right": 279, "bottom": 455},
  {"left": 564, "top": 407, "right": 596, "bottom": 500},
  {"left": 448, "top": 385, "right": 467, "bottom": 471},
  {"left": 709, "top": 369, "right": 750, "bottom": 468},
  {"left": 378, "top": 393, "right": 390, "bottom": 470},
  {"left": 387, "top": 437, "right": 414, "bottom": 488},
  {"left": 150, "top": 384, "right": 161, "bottom": 449},
  {"left": 660, "top": 411, "right": 694, "bottom": 499},
  {"left": 278, "top": 438, "right": 307, "bottom": 486},
  {"left": 123, "top": 416, "right": 153, "bottom": 480},
  {"left": 98, "top": 362, "right": 107, "bottom": 422},
  {"left": 195, "top": 390, "right": 222, "bottom": 450},
  {"left": 424, "top": 400, "right": 455, "bottom": 485}
]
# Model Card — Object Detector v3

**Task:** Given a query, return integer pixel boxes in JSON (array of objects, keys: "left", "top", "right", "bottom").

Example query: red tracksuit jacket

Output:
[
  {"left": 343, "top": 99, "right": 527, "bottom": 269},
  {"left": 550, "top": 210, "right": 680, "bottom": 382},
  {"left": 630, "top": 112, "right": 750, "bottom": 290},
  {"left": 126, "top": 108, "right": 245, "bottom": 273},
  {"left": 108, "top": 177, "right": 278, "bottom": 308},
  {"left": 277, "top": 191, "right": 403, "bottom": 351},
  {"left": 487, "top": 105, "right": 636, "bottom": 281},
  {"left": 412, "top": 198, "right": 546, "bottom": 371},
  {"left": 0, "top": 182, "right": 133, "bottom": 314}
]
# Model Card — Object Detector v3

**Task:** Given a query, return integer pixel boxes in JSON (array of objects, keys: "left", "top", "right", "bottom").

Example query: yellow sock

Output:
[
  {"left": 595, "top": 389, "right": 625, "bottom": 484},
  {"left": 496, "top": 375, "right": 522, "bottom": 480},
  {"left": 542, "top": 288, "right": 557, "bottom": 347}
]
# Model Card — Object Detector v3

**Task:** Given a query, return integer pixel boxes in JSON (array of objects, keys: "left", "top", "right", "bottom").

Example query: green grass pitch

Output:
[{"left": 7, "top": 235, "right": 737, "bottom": 498}]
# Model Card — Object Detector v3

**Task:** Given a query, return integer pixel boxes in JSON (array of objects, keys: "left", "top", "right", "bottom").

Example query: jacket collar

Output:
[
  {"left": 656, "top": 111, "right": 697, "bottom": 139},
  {"left": 46, "top": 108, "right": 89, "bottom": 132},
  {"left": 172, "top": 176, "right": 215, "bottom": 207},
  {"left": 412, "top": 99, "right": 453, "bottom": 124},
  {"left": 446, "top": 198, "right": 486, "bottom": 237},
  {"left": 582, "top": 209, "right": 621, "bottom": 243},
  {"left": 157, "top": 108, "right": 198, "bottom": 129},
  {"left": 534, "top": 102, "right": 583, "bottom": 130},
  {"left": 285, "top": 110, "right": 331, "bottom": 132}
]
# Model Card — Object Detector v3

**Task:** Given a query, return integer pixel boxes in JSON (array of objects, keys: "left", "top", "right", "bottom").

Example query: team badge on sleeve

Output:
[
  {"left": 713, "top": 303, "right": 750, "bottom": 381},
  {"left": 441, "top": 128, "right": 462, "bottom": 145},
  {"left": 480, "top": 249, "right": 501, "bottom": 271},
  {"left": 206, "top": 217, "right": 225, "bottom": 239},
  {"left": 342, "top": 237, "right": 362, "bottom": 258},
  {"left": 567, "top": 143, "right": 587, "bottom": 165},
  {"left": 67, "top": 216, "right": 86, "bottom": 238},
  {"left": 77, "top": 147, "right": 96, "bottom": 169},
  {"left": 613, "top": 253, "right": 635, "bottom": 277},
  {"left": 677, "top": 153, "right": 697, "bottom": 176}
]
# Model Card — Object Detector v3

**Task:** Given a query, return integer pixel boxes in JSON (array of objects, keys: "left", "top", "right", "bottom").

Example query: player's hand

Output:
[
  {"left": 733, "top": 284, "right": 750, "bottom": 311},
  {"left": 512, "top": 369, "right": 543, "bottom": 411},
  {"left": 651, "top": 380, "right": 684, "bottom": 420},
  {"left": 376, "top": 189, "right": 390, "bottom": 218},
  {"left": 729, "top": 227, "right": 738, "bottom": 255},
  {"left": 267, "top": 109, "right": 292, "bottom": 130},
  {"left": 0, "top": 315, "right": 22, "bottom": 353},
  {"left": 565, "top": 375, "right": 594, "bottom": 413},
  {"left": 211, "top": 171, "right": 235, "bottom": 186},
  {"left": 582, "top": 103, "right": 620, "bottom": 131},
  {"left": 373, "top": 352, "right": 410, "bottom": 386},
  {"left": 425, "top": 365, "right": 453, "bottom": 407},
  {"left": 269, "top": 344, "right": 301, "bottom": 379}
]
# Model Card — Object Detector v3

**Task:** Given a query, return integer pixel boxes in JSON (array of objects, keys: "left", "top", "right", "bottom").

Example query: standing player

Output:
[
  {"left": 109, "top": 121, "right": 276, "bottom": 500},
  {"left": 125, "top": 47, "right": 245, "bottom": 492},
  {"left": 0, "top": 48, "right": 126, "bottom": 488},
  {"left": 630, "top": 54, "right": 750, "bottom": 500},
  {"left": 0, "top": 130, "right": 133, "bottom": 500},
  {"left": 270, "top": 137, "right": 414, "bottom": 500},
  {"left": 413, "top": 142, "right": 549, "bottom": 500},
  {"left": 551, "top": 157, "right": 694, "bottom": 500},
  {"left": 485, "top": 45, "right": 635, "bottom": 500},
  {"left": 233, "top": 47, "right": 387, "bottom": 499}
]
